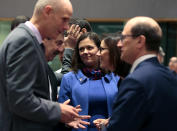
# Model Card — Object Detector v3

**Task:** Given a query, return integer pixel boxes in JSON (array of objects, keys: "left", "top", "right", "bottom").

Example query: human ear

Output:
[
  {"left": 137, "top": 35, "right": 146, "bottom": 48},
  {"left": 44, "top": 5, "right": 53, "bottom": 16}
]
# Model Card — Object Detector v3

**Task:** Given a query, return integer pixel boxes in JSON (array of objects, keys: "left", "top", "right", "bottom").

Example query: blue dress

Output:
[
  {"left": 58, "top": 70, "right": 119, "bottom": 131},
  {"left": 88, "top": 80, "right": 108, "bottom": 131}
]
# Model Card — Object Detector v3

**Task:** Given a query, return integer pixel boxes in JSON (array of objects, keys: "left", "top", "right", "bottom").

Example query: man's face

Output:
[
  {"left": 117, "top": 23, "right": 138, "bottom": 64},
  {"left": 169, "top": 57, "right": 177, "bottom": 72},
  {"left": 46, "top": 0, "right": 73, "bottom": 39},
  {"left": 43, "top": 33, "right": 64, "bottom": 61}
]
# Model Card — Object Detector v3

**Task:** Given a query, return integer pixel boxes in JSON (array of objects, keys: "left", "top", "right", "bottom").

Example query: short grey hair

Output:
[{"left": 33, "top": 0, "right": 59, "bottom": 16}]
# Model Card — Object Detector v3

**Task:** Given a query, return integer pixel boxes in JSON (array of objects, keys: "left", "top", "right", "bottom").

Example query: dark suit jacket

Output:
[
  {"left": 0, "top": 24, "right": 61, "bottom": 131},
  {"left": 106, "top": 57, "right": 177, "bottom": 131},
  {"left": 55, "top": 48, "right": 74, "bottom": 85}
]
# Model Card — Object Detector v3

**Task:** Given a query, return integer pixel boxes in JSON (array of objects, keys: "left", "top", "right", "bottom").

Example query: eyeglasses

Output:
[
  {"left": 99, "top": 47, "right": 109, "bottom": 53},
  {"left": 120, "top": 34, "right": 139, "bottom": 42}
]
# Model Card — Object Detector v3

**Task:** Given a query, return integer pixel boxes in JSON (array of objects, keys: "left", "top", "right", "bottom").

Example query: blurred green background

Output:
[{"left": 0, "top": 20, "right": 177, "bottom": 70}]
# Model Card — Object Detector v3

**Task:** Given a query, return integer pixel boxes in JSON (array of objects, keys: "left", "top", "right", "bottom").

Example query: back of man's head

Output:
[
  {"left": 129, "top": 16, "right": 162, "bottom": 53},
  {"left": 11, "top": 15, "right": 30, "bottom": 30}
]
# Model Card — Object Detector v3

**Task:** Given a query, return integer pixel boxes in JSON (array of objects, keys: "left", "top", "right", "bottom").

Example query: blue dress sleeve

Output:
[{"left": 58, "top": 74, "right": 71, "bottom": 103}]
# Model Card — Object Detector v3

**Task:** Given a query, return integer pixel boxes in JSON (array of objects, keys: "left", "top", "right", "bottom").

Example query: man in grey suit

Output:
[{"left": 0, "top": 0, "right": 89, "bottom": 131}]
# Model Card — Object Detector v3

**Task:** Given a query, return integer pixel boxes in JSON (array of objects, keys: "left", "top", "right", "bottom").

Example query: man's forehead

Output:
[
  {"left": 58, "top": 0, "right": 73, "bottom": 15},
  {"left": 122, "top": 23, "right": 132, "bottom": 34}
]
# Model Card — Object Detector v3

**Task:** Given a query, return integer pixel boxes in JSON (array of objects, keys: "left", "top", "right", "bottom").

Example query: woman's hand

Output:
[{"left": 93, "top": 118, "right": 109, "bottom": 131}]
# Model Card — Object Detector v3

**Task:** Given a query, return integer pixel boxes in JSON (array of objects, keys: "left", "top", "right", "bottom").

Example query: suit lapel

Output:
[
  {"left": 47, "top": 65, "right": 58, "bottom": 101},
  {"left": 18, "top": 24, "right": 52, "bottom": 99}
]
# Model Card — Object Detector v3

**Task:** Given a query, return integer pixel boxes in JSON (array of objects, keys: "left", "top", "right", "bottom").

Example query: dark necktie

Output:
[{"left": 40, "top": 43, "right": 45, "bottom": 52}]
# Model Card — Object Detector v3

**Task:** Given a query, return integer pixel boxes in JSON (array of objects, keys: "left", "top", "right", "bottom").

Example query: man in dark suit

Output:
[
  {"left": 0, "top": 0, "right": 89, "bottom": 131},
  {"left": 104, "top": 16, "right": 177, "bottom": 131}
]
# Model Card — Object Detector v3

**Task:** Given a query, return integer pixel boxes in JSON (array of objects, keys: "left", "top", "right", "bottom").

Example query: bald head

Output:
[
  {"left": 31, "top": 0, "right": 72, "bottom": 40},
  {"left": 125, "top": 16, "right": 162, "bottom": 52},
  {"left": 127, "top": 16, "right": 162, "bottom": 35},
  {"left": 33, "top": 0, "right": 72, "bottom": 17}
]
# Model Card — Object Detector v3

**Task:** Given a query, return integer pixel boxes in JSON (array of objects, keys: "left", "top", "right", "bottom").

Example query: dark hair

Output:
[
  {"left": 77, "top": 19, "right": 92, "bottom": 32},
  {"left": 72, "top": 32, "right": 101, "bottom": 72},
  {"left": 103, "top": 35, "right": 131, "bottom": 76},
  {"left": 64, "top": 18, "right": 92, "bottom": 37},
  {"left": 11, "top": 15, "right": 30, "bottom": 30},
  {"left": 131, "top": 23, "right": 162, "bottom": 52},
  {"left": 103, "top": 36, "right": 121, "bottom": 75}
]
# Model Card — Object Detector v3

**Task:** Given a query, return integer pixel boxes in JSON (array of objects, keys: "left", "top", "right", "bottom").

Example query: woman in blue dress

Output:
[{"left": 58, "top": 32, "right": 120, "bottom": 131}]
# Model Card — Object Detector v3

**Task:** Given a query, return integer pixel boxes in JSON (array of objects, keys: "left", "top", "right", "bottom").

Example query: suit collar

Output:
[
  {"left": 133, "top": 57, "right": 159, "bottom": 72},
  {"left": 18, "top": 24, "right": 45, "bottom": 57},
  {"left": 130, "top": 54, "right": 156, "bottom": 73},
  {"left": 18, "top": 23, "right": 48, "bottom": 73},
  {"left": 18, "top": 23, "right": 36, "bottom": 39},
  {"left": 25, "top": 21, "right": 42, "bottom": 44}
]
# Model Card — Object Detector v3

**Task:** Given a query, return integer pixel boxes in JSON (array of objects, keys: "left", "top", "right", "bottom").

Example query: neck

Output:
[
  {"left": 30, "top": 16, "right": 45, "bottom": 40},
  {"left": 132, "top": 49, "right": 157, "bottom": 64}
]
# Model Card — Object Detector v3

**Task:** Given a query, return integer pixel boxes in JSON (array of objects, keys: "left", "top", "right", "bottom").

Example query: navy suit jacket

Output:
[{"left": 106, "top": 57, "right": 177, "bottom": 131}]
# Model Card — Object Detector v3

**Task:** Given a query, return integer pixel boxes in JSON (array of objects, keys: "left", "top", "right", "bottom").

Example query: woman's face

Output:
[
  {"left": 97, "top": 40, "right": 113, "bottom": 71},
  {"left": 79, "top": 38, "right": 99, "bottom": 68}
]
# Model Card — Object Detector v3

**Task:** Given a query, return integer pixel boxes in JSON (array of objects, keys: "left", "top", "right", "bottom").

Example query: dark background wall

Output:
[{"left": 0, "top": 0, "right": 177, "bottom": 19}]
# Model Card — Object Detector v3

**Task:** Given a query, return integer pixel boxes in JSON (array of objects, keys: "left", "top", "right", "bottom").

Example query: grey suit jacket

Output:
[{"left": 0, "top": 24, "right": 61, "bottom": 131}]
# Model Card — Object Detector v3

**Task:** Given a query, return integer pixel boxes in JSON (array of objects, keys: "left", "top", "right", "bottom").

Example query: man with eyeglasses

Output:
[{"left": 103, "top": 16, "right": 177, "bottom": 131}]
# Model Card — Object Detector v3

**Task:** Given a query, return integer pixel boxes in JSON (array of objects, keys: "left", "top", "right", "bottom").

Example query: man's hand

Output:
[
  {"left": 60, "top": 99, "right": 91, "bottom": 129},
  {"left": 59, "top": 101, "right": 81, "bottom": 123},
  {"left": 64, "top": 24, "right": 81, "bottom": 49},
  {"left": 66, "top": 115, "right": 91, "bottom": 129}
]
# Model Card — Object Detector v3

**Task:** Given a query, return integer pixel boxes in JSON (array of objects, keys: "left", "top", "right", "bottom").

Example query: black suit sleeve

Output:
[{"left": 55, "top": 48, "right": 74, "bottom": 85}]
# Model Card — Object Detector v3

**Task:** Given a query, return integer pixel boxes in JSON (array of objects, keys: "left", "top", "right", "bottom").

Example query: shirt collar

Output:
[
  {"left": 25, "top": 21, "right": 42, "bottom": 44},
  {"left": 130, "top": 54, "right": 157, "bottom": 73}
]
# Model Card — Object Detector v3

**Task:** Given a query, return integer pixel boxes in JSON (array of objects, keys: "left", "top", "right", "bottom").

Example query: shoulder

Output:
[
  {"left": 127, "top": 60, "right": 175, "bottom": 88},
  {"left": 3, "top": 25, "right": 32, "bottom": 49},
  {"left": 131, "top": 60, "right": 161, "bottom": 80},
  {"left": 104, "top": 72, "right": 120, "bottom": 83},
  {"left": 63, "top": 71, "right": 75, "bottom": 78},
  {"left": 62, "top": 71, "right": 80, "bottom": 82}
]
